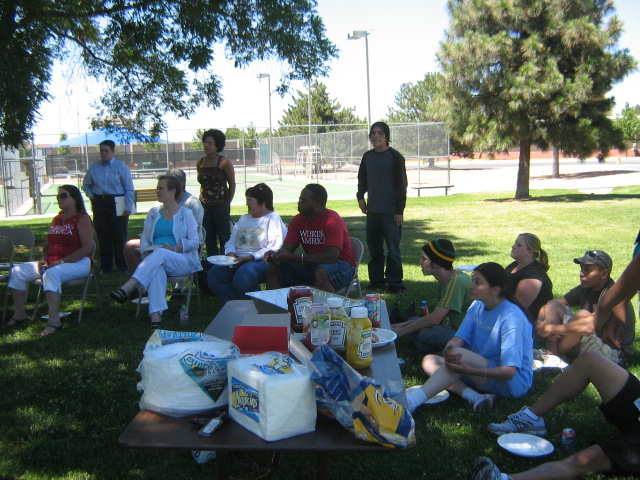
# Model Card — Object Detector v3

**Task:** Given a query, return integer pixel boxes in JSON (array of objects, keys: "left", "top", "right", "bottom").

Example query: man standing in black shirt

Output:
[{"left": 356, "top": 122, "right": 407, "bottom": 295}]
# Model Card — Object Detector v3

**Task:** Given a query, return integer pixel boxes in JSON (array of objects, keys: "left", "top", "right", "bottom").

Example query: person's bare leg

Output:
[
  {"left": 529, "top": 351, "right": 629, "bottom": 418},
  {"left": 536, "top": 300, "right": 565, "bottom": 354},
  {"left": 510, "top": 444, "right": 612, "bottom": 480},
  {"left": 40, "top": 291, "right": 62, "bottom": 334},
  {"left": 124, "top": 239, "right": 142, "bottom": 273},
  {"left": 419, "top": 348, "right": 488, "bottom": 397},
  {"left": 9, "top": 288, "right": 28, "bottom": 322},
  {"left": 314, "top": 267, "right": 335, "bottom": 293}
]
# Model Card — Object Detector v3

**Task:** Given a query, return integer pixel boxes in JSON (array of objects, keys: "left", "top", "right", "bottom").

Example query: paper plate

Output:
[
  {"left": 207, "top": 255, "right": 238, "bottom": 266},
  {"left": 498, "top": 433, "right": 554, "bottom": 457},
  {"left": 455, "top": 264, "right": 478, "bottom": 272},
  {"left": 533, "top": 359, "right": 543, "bottom": 370},
  {"left": 425, "top": 390, "right": 450, "bottom": 405},
  {"left": 41, "top": 312, "right": 71, "bottom": 320},
  {"left": 372, "top": 328, "right": 397, "bottom": 348}
]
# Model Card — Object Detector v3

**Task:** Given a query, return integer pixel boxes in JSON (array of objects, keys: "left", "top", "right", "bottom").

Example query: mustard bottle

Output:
[{"left": 346, "top": 306, "right": 373, "bottom": 369}]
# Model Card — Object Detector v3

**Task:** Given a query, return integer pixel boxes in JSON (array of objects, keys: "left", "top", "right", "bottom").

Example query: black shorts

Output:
[{"left": 596, "top": 372, "right": 640, "bottom": 474}]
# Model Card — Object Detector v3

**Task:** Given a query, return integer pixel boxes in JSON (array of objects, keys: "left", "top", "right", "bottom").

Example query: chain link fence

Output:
[{"left": 1, "top": 122, "right": 449, "bottom": 216}]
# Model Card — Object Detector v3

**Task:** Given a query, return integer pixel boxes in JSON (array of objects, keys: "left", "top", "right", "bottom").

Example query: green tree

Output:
[
  {"left": 225, "top": 127, "right": 244, "bottom": 141},
  {"left": 0, "top": 0, "right": 337, "bottom": 148},
  {"left": 57, "top": 132, "right": 70, "bottom": 155},
  {"left": 615, "top": 103, "right": 640, "bottom": 145},
  {"left": 435, "top": 0, "right": 636, "bottom": 198},
  {"left": 389, "top": 72, "right": 474, "bottom": 158},
  {"left": 277, "top": 81, "right": 365, "bottom": 137}
]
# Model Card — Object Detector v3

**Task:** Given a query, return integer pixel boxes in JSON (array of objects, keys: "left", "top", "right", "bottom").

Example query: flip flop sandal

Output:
[
  {"left": 40, "top": 323, "right": 63, "bottom": 336},
  {"left": 7, "top": 317, "right": 27, "bottom": 327},
  {"left": 110, "top": 287, "right": 129, "bottom": 304}
]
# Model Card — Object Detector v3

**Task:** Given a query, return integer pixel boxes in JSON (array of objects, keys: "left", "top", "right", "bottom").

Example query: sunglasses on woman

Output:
[{"left": 57, "top": 193, "right": 71, "bottom": 200}]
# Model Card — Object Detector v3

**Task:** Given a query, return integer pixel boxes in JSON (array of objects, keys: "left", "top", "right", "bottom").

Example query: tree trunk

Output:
[
  {"left": 552, "top": 146, "right": 560, "bottom": 178},
  {"left": 515, "top": 139, "right": 531, "bottom": 199}
]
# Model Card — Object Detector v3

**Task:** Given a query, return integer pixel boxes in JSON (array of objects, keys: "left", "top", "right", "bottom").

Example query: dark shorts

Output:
[
  {"left": 278, "top": 260, "right": 354, "bottom": 292},
  {"left": 596, "top": 373, "right": 640, "bottom": 473}
]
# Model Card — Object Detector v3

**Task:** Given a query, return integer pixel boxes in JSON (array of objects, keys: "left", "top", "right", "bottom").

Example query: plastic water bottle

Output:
[{"left": 179, "top": 305, "right": 188, "bottom": 325}]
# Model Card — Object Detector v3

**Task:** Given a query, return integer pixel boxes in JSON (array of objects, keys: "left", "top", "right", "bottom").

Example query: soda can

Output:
[
  {"left": 365, "top": 294, "right": 381, "bottom": 327},
  {"left": 561, "top": 428, "right": 577, "bottom": 454}
]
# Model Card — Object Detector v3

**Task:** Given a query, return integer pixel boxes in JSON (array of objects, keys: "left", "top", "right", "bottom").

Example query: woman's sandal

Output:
[
  {"left": 7, "top": 317, "right": 27, "bottom": 327},
  {"left": 110, "top": 287, "right": 129, "bottom": 304},
  {"left": 40, "top": 323, "right": 63, "bottom": 336}
]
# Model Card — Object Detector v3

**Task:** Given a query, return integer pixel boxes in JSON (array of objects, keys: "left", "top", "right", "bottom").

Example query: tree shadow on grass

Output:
[{"left": 483, "top": 193, "right": 640, "bottom": 203}]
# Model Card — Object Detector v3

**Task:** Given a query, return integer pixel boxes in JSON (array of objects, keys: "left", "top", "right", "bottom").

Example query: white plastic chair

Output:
[{"left": 336, "top": 236, "right": 364, "bottom": 299}]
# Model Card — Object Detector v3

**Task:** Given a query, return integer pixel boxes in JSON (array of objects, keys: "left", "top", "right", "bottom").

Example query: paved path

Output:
[{"left": 4, "top": 156, "right": 639, "bottom": 220}]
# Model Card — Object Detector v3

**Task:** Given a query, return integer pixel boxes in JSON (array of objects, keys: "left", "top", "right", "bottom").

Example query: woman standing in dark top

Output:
[
  {"left": 505, "top": 233, "right": 553, "bottom": 321},
  {"left": 197, "top": 129, "right": 236, "bottom": 256}
]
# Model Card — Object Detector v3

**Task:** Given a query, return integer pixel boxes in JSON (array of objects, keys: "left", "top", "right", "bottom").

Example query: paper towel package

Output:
[
  {"left": 138, "top": 331, "right": 240, "bottom": 417},
  {"left": 228, "top": 353, "right": 317, "bottom": 441}
]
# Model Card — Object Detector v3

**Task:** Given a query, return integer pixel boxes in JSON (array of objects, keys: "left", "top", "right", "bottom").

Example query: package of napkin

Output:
[
  {"left": 227, "top": 353, "right": 316, "bottom": 441},
  {"left": 137, "top": 330, "right": 240, "bottom": 417}
]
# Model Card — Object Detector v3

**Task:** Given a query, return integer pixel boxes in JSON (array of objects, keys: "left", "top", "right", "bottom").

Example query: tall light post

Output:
[
  {"left": 348, "top": 30, "right": 371, "bottom": 129},
  {"left": 257, "top": 73, "right": 273, "bottom": 171}
]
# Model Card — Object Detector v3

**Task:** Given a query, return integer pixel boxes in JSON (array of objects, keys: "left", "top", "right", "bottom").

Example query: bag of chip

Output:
[{"left": 309, "top": 344, "right": 415, "bottom": 449}]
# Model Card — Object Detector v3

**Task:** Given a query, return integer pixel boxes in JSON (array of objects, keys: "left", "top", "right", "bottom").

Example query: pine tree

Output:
[{"left": 436, "top": 0, "right": 636, "bottom": 198}]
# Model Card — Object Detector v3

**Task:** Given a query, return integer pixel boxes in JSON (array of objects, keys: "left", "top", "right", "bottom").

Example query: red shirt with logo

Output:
[
  {"left": 46, "top": 213, "right": 91, "bottom": 263},
  {"left": 284, "top": 209, "right": 355, "bottom": 266}
]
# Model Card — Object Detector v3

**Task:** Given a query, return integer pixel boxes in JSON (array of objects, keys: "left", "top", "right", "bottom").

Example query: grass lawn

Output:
[{"left": 1, "top": 187, "right": 639, "bottom": 480}]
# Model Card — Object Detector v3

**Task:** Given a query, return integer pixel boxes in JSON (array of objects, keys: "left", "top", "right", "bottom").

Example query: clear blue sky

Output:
[{"left": 34, "top": 0, "right": 640, "bottom": 143}]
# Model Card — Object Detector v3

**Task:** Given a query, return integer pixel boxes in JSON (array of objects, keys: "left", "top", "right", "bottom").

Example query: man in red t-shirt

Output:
[{"left": 265, "top": 184, "right": 355, "bottom": 293}]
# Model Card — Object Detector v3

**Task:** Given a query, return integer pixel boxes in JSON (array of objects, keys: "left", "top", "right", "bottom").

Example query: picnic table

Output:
[{"left": 119, "top": 299, "right": 410, "bottom": 479}]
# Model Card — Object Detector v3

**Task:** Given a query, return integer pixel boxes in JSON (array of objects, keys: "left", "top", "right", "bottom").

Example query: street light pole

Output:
[
  {"left": 348, "top": 30, "right": 371, "bottom": 129},
  {"left": 257, "top": 73, "right": 273, "bottom": 174}
]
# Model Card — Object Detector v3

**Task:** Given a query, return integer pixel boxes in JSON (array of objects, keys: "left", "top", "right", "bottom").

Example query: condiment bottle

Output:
[
  {"left": 287, "top": 286, "right": 313, "bottom": 333},
  {"left": 346, "top": 306, "right": 373, "bottom": 369},
  {"left": 421, "top": 300, "right": 429, "bottom": 316},
  {"left": 301, "top": 303, "right": 331, "bottom": 351},
  {"left": 327, "top": 297, "right": 347, "bottom": 356}
]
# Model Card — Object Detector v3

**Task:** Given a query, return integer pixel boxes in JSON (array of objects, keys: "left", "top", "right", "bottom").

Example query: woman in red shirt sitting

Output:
[{"left": 7, "top": 185, "right": 93, "bottom": 335}]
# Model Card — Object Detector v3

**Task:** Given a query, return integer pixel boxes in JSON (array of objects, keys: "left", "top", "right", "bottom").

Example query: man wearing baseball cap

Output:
[
  {"left": 392, "top": 239, "right": 472, "bottom": 353},
  {"left": 536, "top": 249, "right": 635, "bottom": 366}
]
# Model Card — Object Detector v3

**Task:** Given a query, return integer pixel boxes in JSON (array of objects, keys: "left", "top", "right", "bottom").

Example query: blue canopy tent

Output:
[
  {"left": 45, "top": 129, "right": 170, "bottom": 173},
  {"left": 46, "top": 129, "right": 168, "bottom": 147}
]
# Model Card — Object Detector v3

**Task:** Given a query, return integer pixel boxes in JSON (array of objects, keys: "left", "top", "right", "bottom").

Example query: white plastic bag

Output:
[{"left": 137, "top": 330, "right": 240, "bottom": 417}]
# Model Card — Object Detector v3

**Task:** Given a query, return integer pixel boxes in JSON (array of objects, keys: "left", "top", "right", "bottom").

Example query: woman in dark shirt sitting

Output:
[{"left": 505, "top": 233, "right": 553, "bottom": 322}]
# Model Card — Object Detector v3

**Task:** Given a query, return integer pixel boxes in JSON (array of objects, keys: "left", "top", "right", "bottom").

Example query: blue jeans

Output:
[
  {"left": 409, "top": 323, "right": 456, "bottom": 354},
  {"left": 202, "top": 202, "right": 231, "bottom": 256},
  {"left": 277, "top": 260, "right": 354, "bottom": 292},
  {"left": 207, "top": 261, "right": 269, "bottom": 303},
  {"left": 365, "top": 212, "right": 404, "bottom": 289}
]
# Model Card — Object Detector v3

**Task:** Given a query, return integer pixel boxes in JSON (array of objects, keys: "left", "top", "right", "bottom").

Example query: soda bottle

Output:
[
  {"left": 346, "top": 306, "right": 373, "bottom": 369},
  {"left": 421, "top": 300, "right": 429, "bottom": 316},
  {"left": 327, "top": 297, "right": 347, "bottom": 356}
]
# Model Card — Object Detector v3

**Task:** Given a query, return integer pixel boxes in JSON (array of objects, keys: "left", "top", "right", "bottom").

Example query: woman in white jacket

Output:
[
  {"left": 207, "top": 183, "right": 286, "bottom": 302},
  {"left": 110, "top": 175, "right": 201, "bottom": 329}
]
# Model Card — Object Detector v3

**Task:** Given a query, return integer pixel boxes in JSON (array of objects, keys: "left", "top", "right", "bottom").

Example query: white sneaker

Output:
[
  {"left": 469, "top": 457, "right": 503, "bottom": 480},
  {"left": 473, "top": 394, "right": 496, "bottom": 412},
  {"left": 488, "top": 406, "right": 547, "bottom": 436}
]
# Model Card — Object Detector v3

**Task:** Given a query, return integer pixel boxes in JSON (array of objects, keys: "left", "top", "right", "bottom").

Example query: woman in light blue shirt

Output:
[
  {"left": 405, "top": 262, "right": 533, "bottom": 413},
  {"left": 110, "top": 175, "right": 201, "bottom": 329}
]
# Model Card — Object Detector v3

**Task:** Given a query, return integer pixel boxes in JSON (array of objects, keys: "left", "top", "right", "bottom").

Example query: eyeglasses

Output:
[
  {"left": 57, "top": 193, "right": 71, "bottom": 200},
  {"left": 585, "top": 250, "right": 604, "bottom": 258}
]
